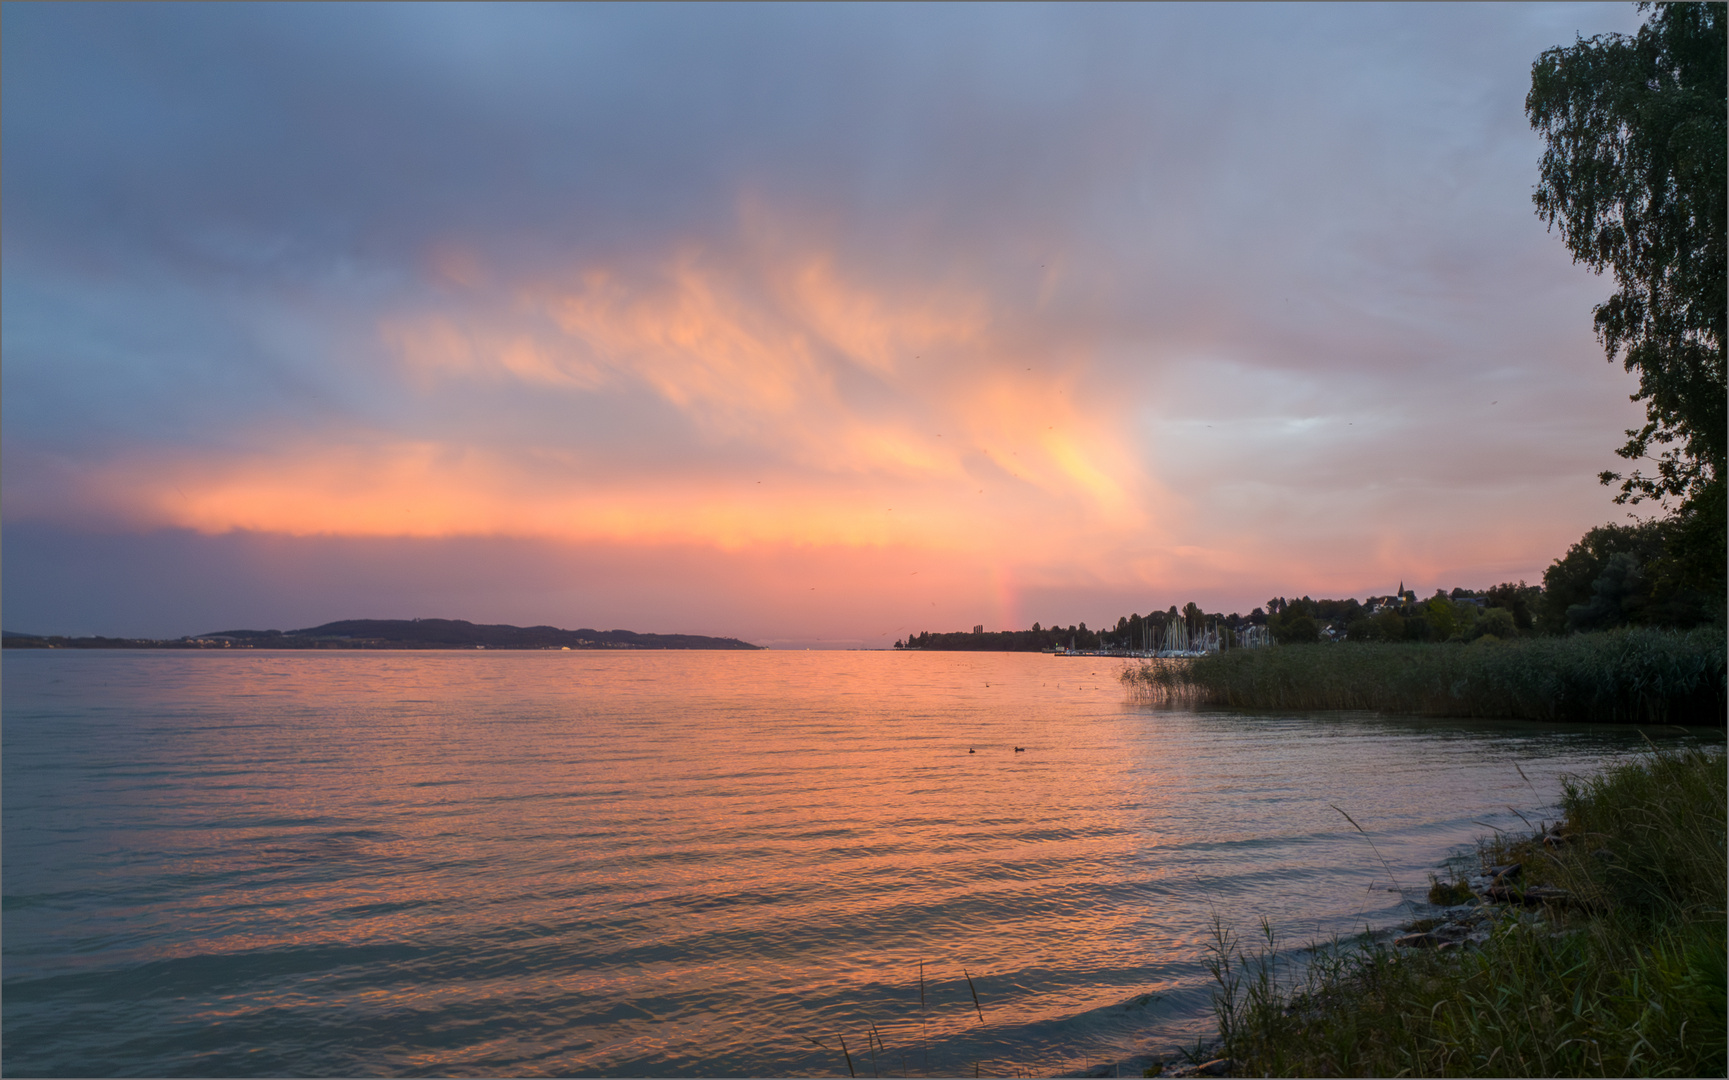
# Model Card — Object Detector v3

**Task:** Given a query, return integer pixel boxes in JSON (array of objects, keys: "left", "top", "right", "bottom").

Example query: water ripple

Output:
[{"left": 4, "top": 650, "right": 1715, "bottom": 1077}]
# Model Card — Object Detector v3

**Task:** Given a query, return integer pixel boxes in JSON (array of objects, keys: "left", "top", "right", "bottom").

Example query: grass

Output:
[
  {"left": 1121, "top": 627, "right": 1726, "bottom": 724},
  {"left": 1204, "top": 745, "right": 1727, "bottom": 1077}
]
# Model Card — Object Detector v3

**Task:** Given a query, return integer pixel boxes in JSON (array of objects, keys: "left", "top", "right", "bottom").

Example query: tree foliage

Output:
[
  {"left": 1527, "top": 2, "right": 1726, "bottom": 507},
  {"left": 1539, "top": 517, "right": 1719, "bottom": 632}
]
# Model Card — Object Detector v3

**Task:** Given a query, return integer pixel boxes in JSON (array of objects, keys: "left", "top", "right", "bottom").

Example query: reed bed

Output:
[
  {"left": 1121, "top": 628, "right": 1726, "bottom": 724},
  {"left": 1205, "top": 746, "right": 1727, "bottom": 1077}
]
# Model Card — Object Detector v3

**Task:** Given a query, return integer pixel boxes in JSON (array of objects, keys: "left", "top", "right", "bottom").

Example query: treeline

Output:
[
  {"left": 1260, "top": 585, "right": 1539, "bottom": 645},
  {"left": 897, "top": 511, "right": 1725, "bottom": 651},
  {"left": 1, "top": 632, "right": 209, "bottom": 650},
  {"left": 896, "top": 626, "right": 1104, "bottom": 652},
  {"left": 251, "top": 619, "right": 762, "bottom": 650},
  {"left": 895, "top": 593, "right": 1537, "bottom": 653},
  {"left": 1, "top": 618, "right": 762, "bottom": 651},
  {"left": 1275, "top": 511, "right": 1723, "bottom": 644},
  {"left": 900, "top": 604, "right": 1261, "bottom": 652}
]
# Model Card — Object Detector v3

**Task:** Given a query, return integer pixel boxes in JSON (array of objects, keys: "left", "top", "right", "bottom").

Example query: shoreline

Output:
[{"left": 1183, "top": 745, "right": 1726, "bottom": 1078}]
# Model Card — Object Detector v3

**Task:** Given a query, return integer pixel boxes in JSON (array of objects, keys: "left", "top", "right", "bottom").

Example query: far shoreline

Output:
[{"left": 1, "top": 617, "right": 762, "bottom": 652}]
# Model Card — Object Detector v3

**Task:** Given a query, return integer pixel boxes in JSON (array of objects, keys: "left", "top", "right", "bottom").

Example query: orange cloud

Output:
[
  {"left": 39, "top": 230, "right": 1595, "bottom": 610},
  {"left": 381, "top": 317, "right": 610, "bottom": 390},
  {"left": 11, "top": 230, "right": 1196, "bottom": 617},
  {"left": 377, "top": 237, "right": 1154, "bottom": 517},
  {"left": 55, "top": 439, "right": 1149, "bottom": 565}
]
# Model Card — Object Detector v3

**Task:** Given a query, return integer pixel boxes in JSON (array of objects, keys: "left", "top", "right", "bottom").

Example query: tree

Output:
[
  {"left": 1476, "top": 607, "right": 1519, "bottom": 640},
  {"left": 1539, "top": 520, "right": 1668, "bottom": 631},
  {"left": 1272, "top": 614, "right": 1320, "bottom": 645},
  {"left": 1483, "top": 581, "right": 1541, "bottom": 631},
  {"left": 1566, "top": 551, "right": 1649, "bottom": 630},
  {"left": 1527, "top": 3, "right": 1725, "bottom": 510},
  {"left": 1371, "top": 608, "right": 1407, "bottom": 641},
  {"left": 1424, "top": 594, "right": 1460, "bottom": 641}
]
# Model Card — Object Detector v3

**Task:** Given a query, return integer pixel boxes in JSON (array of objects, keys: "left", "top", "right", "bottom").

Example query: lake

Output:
[{"left": 3, "top": 650, "right": 1714, "bottom": 1077}]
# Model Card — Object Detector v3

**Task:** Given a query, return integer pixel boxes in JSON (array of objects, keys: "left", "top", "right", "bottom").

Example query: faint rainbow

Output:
[{"left": 991, "top": 563, "right": 1019, "bottom": 634}]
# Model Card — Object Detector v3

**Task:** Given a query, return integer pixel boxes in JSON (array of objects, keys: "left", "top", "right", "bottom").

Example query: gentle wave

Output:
[{"left": 4, "top": 650, "right": 1712, "bottom": 1077}]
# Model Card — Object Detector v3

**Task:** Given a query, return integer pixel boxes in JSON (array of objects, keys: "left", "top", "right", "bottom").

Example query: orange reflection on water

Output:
[
  {"left": 8, "top": 648, "right": 1653, "bottom": 1076},
  {"left": 94, "top": 650, "right": 1186, "bottom": 1069}
]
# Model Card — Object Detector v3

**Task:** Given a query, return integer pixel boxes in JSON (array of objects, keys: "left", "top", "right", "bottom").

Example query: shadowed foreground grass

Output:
[
  {"left": 1122, "top": 628, "right": 1726, "bottom": 724},
  {"left": 1204, "top": 746, "right": 1727, "bottom": 1077}
]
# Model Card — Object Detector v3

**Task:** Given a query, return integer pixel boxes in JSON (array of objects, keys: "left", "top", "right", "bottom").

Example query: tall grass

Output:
[
  {"left": 1122, "top": 627, "right": 1726, "bottom": 724},
  {"left": 1206, "top": 746, "right": 1728, "bottom": 1077}
]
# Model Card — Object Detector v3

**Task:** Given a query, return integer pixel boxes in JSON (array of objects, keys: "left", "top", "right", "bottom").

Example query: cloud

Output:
[
  {"left": 0, "top": 3, "right": 1655, "bottom": 636},
  {"left": 16, "top": 227, "right": 1159, "bottom": 569}
]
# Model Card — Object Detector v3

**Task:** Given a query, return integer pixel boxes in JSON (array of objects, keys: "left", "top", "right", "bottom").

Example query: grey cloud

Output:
[
  {"left": 3, "top": 1, "right": 1645, "bottom": 382},
  {"left": 6, "top": 4, "right": 1642, "bottom": 268}
]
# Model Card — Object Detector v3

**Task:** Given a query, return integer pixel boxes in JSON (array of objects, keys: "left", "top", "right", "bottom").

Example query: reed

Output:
[
  {"left": 919, "top": 960, "right": 928, "bottom": 1075},
  {"left": 1205, "top": 745, "right": 1728, "bottom": 1077},
  {"left": 963, "top": 967, "right": 985, "bottom": 1023},
  {"left": 831, "top": 962, "right": 992, "bottom": 1077},
  {"left": 1330, "top": 804, "right": 1404, "bottom": 895},
  {"left": 1121, "top": 627, "right": 1726, "bottom": 724}
]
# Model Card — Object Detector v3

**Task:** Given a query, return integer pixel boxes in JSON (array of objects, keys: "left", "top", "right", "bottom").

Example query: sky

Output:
[{"left": 2, "top": 2, "right": 1653, "bottom": 647}]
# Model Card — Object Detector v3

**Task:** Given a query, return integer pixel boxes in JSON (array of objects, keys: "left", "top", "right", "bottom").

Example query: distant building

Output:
[
  {"left": 973, "top": 624, "right": 984, "bottom": 634},
  {"left": 1364, "top": 582, "right": 1420, "bottom": 614}
]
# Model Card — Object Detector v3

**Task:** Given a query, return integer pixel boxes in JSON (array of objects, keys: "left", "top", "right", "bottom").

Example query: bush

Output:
[{"left": 1476, "top": 607, "right": 1518, "bottom": 640}]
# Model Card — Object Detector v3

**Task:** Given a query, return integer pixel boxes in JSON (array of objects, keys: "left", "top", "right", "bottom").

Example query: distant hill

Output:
[{"left": 2, "top": 619, "right": 762, "bottom": 650}]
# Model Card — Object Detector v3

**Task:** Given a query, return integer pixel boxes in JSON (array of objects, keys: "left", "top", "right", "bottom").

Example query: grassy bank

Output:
[
  {"left": 1203, "top": 746, "right": 1727, "bottom": 1077},
  {"left": 1121, "top": 627, "right": 1726, "bottom": 724}
]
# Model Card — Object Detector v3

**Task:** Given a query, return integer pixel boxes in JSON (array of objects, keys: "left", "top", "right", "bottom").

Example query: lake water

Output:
[{"left": 4, "top": 650, "right": 1716, "bottom": 1077}]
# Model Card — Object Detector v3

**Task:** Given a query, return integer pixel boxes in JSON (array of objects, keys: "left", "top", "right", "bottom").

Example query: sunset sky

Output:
[{"left": 4, "top": 3, "right": 1652, "bottom": 647}]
